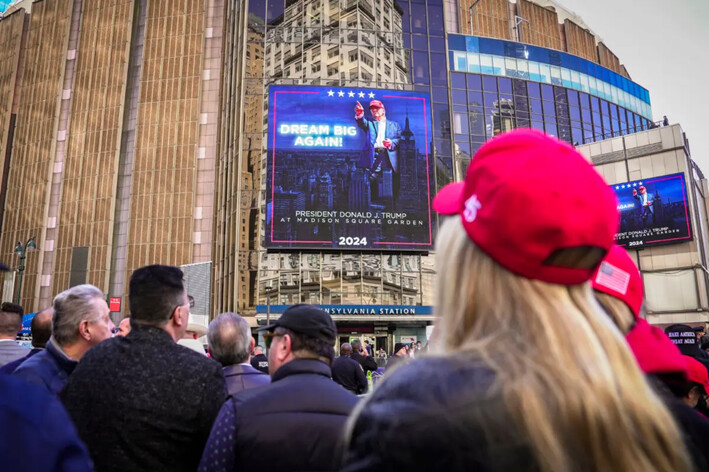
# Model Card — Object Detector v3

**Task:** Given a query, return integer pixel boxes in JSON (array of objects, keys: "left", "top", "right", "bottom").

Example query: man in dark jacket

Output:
[
  {"left": 332, "top": 343, "right": 368, "bottom": 394},
  {"left": 386, "top": 342, "right": 409, "bottom": 372},
  {"left": 199, "top": 304, "right": 359, "bottom": 472},
  {"left": 351, "top": 338, "right": 378, "bottom": 373},
  {"left": 61, "top": 265, "right": 227, "bottom": 472},
  {"left": 0, "top": 374, "right": 93, "bottom": 471},
  {"left": 250, "top": 344, "right": 269, "bottom": 374},
  {"left": 207, "top": 312, "right": 270, "bottom": 396}
]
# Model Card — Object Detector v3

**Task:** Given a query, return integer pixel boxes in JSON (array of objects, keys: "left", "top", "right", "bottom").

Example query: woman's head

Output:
[{"left": 429, "top": 130, "right": 689, "bottom": 471}]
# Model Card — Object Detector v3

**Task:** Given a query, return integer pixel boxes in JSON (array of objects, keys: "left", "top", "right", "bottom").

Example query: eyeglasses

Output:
[
  {"left": 169, "top": 302, "right": 190, "bottom": 320},
  {"left": 264, "top": 332, "right": 283, "bottom": 349}
]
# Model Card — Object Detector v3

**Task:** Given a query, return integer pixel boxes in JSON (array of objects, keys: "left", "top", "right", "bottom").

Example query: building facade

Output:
[
  {"left": 578, "top": 125, "right": 709, "bottom": 325},
  {"left": 0, "top": 0, "right": 705, "bottom": 351}
]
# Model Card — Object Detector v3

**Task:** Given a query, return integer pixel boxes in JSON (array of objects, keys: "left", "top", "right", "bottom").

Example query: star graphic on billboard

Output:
[
  {"left": 338, "top": 91, "right": 345, "bottom": 97},
  {"left": 348, "top": 91, "right": 355, "bottom": 98},
  {"left": 358, "top": 91, "right": 365, "bottom": 98},
  {"left": 327, "top": 90, "right": 334, "bottom": 97},
  {"left": 368, "top": 92, "right": 375, "bottom": 98}
]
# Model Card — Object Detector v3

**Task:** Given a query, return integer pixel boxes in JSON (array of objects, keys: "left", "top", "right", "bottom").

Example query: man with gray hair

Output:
[
  {"left": 14, "top": 284, "right": 114, "bottom": 394},
  {"left": 208, "top": 312, "right": 270, "bottom": 396}
]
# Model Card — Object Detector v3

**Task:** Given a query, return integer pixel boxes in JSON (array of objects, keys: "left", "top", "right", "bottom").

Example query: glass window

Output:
[
  {"left": 452, "top": 89, "right": 467, "bottom": 105},
  {"left": 513, "top": 79, "right": 527, "bottom": 97},
  {"left": 530, "top": 99, "right": 542, "bottom": 114},
  {"left": 480, "top": 55, "right": 493, "bottom": 75},
  {"left": 561, "top": 68, "right": 571, "bottom": 87},
  {"left": 528, "top": 62, "right": 541, "bottom": 82},
  {"left": 453, "top": 112, "right": 469, "bottom": 135},
  {"left": 539, "top": 64, "right": 551, "bottom": 84},
  {"left": 453, "top": 51, "right": 467, "bottom": 72},
  {"left": 467, "top": 74, "right": 482, "bottom": 90},
  {"left": 450, "top": 72, "right": 466, "bottom": 89},
  {"left": 492, "top": 56, "right": 505, "bottom": 76},
  {"left": 544, "top": 122, "right": 558, "bottom": 137},
  {"left": 467, "top": 52, "right": 481, "bottom": 73},
  {"left": 412, "top": 34, "right": 428, "bottom": 51},
  {"left": 516, "top": 59, "right": 529, "bottom": 80},
  {"left": 455, "top": 140, "right": 471, "bottom": 158},
  {"left": 433, "top": 103, "right": 450, "bottom": 139},
  {"left": 484, "top": 92, "right": 498, "bottom": 107},
  {"left": 468, "top": 90, "right": 483, "bottom": 107},
  {"left": 427, "top": 4, "right": 444, "bottom": 35},
  {"left": 498, "top": 77, "right": 512, "bottom": 95},
  {"left": 431, "top": 53, "right": 447, "bottom": 86},
  {"left": 543, "top": 100, "right": 556, "bottom": 116},
  {"left": 482, "top": 76, "right": 497, "bottom": 92},
  {"left": 528, "top": 82, "right": 540, "bottom": 99},
  {"left": 434, "top": 139, "right": 452, "bottom": 156},
  {"left": 429, "top": 36, "right": 445, "bottom": 52},
  {"left": 505, "top": 57, "right": 517, "bottom": 77},
  {"left": 567, "top": 90, "right": 579, "bottom": 107},
  {"left": 571, "top": 127, "right": 583, "bottom": 146},
  {"left": 411, "top": 3, "right": 427, "bottom": 34},
  {"left": 569, "top": 106, "right": 581, "bottom": 121},
  {"left": 541, "top": 84, "right": 554, "bottom": 101},
  {"left": 469, "top": 110, "right": 485, "bottom": 136},
  {"left": 413, "top": 51, "right": 429, "bottom": 84},
  {"left": 570, "top": 70, "right": 581, "bottom": 89},
  {"left": 432, "top": 86, "right": 448, "bottom": 103}
]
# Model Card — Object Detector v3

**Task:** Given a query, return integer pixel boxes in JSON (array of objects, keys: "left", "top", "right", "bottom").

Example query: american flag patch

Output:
[{"left": 595, "top": 262, "right": 631, "bottom": 295}]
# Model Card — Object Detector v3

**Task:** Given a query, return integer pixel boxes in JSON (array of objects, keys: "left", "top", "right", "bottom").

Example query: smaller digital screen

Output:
[{"left": 613, "top": 172, "right": 692, "bottom": 249}]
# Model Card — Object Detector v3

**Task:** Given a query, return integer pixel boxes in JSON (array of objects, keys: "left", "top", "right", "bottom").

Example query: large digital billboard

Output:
[
  {"left": 613, "top": 172, "right": 692, "bottom": 249},
  {"left": 266, "top": 85, "right": 434, "bottom": 251}
]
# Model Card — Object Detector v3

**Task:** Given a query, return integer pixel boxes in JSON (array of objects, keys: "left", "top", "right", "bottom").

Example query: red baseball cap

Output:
[
  {"left": 685, "top": 355, "right": 709, "bottom": 392},
  {"left": 369, "top": 100, "right": 384, "bottom": 109},
  {"left": 433, "top": 129, "right": 618, "bottom": 285},
  {"left": 592, "top": 245, "right": 643, "bottom": 317},
  {"left": 626, "top": 319, "right": 687, "bottom": 378}
]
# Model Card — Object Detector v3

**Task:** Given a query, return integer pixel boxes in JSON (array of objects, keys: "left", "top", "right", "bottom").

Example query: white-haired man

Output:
[
  {"left": 14, "top": 284, "right": 114, "bottom": 394},
  {"left": 208, "top": 312, "right": 270, "bottom": 396}
]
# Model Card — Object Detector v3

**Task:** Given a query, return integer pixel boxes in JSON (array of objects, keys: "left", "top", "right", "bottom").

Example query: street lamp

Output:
[{"left": 14, "top": 237, "right": 37, "bottom": 305}]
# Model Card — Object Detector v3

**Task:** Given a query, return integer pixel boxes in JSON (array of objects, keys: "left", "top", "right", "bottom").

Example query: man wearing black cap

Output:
[
  {"left": 386, "top": 342, "right": 409, "bottom": 371},
  {"left": 199, "top": 304, "right": 359, "bottom": 472}
]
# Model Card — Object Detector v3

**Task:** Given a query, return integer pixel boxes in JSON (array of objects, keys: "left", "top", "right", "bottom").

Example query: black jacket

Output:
[
  {"left": 200, "top": 358, "right": 359, "bottom": 472},
  {"left": 250, "top": 353, "right": 269, "bottom": 374},
  {"left": 332, "top": 355, "right": 368, "bottom": 394},
  {"left": 650, "top": 377, "right": 709, "bottom": 471},
  {"left": 61, "top": 324, "right": 226, "bottom": 472},
  {"left": 351, "top": 351, "right": 378, "bottom": 373},
  {"left": 223, "top": 363, "right": 270, "bottom": 397},
  {"left": 343, "top": 356, "right": 539, "bottom": 472}
]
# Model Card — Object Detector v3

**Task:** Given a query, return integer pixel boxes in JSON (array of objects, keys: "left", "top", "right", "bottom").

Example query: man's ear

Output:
[
  {"left": 78, "top": 319, "right": 91, "bottom": 342},
  {"left": 249, "top": 336, "right": 255, "bottom": 353},
  {"left": 277, "top": 333, "right": 292, "bottom": 362},
  {"left": 171, "top": 306, "right": 186, "bottom": 328}
]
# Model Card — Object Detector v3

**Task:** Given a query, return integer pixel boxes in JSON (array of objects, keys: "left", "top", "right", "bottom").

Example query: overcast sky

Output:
[{"left": 555, "top": 0, "right": 709, "bottom": 172}]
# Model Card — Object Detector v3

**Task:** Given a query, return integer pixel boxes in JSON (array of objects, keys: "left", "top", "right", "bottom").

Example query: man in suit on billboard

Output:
[
  {"left": 355, "top": 100, "right": 402, "bottom": 201},
  {"left": 633, "top": 185, "right": 655, "bottom": 226}
]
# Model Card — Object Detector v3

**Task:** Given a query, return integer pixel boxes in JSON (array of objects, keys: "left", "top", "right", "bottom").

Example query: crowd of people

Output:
[{"left": 1, "top": 129, "right": 709, "bottom": 471}]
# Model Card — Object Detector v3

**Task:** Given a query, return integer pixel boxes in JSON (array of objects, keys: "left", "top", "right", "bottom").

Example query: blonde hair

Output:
[
  {"left": 594, "top": 291, "right": 636, "bottom": 333},
  {"left": 429, "top": 217, "right": 689, "bottom": 472}
]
